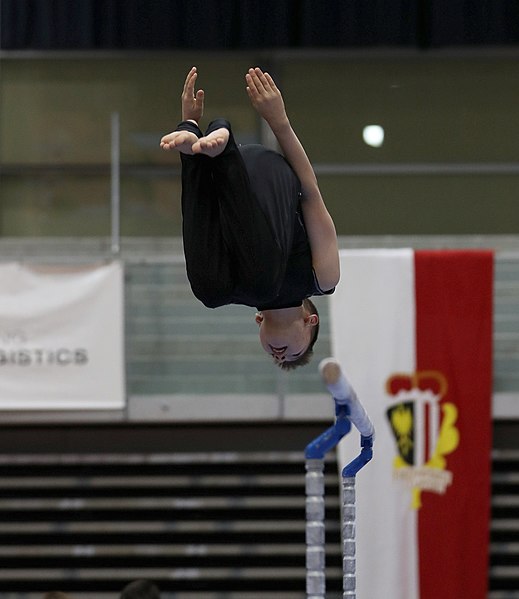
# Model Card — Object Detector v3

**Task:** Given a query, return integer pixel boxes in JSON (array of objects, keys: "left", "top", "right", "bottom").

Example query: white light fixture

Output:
[{"left": 363, "top": 125, "right": 384, "bottom": 148}]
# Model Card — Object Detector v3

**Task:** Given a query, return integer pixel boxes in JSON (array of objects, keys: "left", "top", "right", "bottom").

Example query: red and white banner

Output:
[
  {"left": 0, "top": 262, "right": 125, "bottom": 410},
  {"left": 329, "top": 249, "right": 493, "bottom": 599}
]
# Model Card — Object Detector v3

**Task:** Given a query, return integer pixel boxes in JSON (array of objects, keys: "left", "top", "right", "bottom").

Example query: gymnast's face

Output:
[{"left": 255, "top": 312, "right": 318, "bottom": 364}]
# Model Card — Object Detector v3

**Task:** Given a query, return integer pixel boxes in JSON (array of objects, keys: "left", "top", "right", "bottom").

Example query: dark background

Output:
[{"left": 2, "top": 0, "right": 519, "bottom": 51}]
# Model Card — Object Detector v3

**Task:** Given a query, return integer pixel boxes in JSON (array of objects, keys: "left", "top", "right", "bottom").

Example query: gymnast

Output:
[{"left": 160, "top": 67, "right": 340, "bottom": 369}]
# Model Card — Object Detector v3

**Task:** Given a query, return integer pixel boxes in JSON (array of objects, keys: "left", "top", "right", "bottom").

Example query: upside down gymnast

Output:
[{"left": 160, "top": 67, "right": 340, "bottom": 370}]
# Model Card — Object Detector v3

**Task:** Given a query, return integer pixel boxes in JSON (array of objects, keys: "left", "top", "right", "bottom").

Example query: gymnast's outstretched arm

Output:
[{"left": 245, "top": 67, "right": 340, "bottom": 292}]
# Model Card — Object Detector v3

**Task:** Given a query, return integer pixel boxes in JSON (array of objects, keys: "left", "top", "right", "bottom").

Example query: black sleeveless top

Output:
[
  {"left": 237, "top": 144, "right": 335, "bottom": 311},
  {"left": 255, "top": 208, "right": 335, "bottom": 311}
]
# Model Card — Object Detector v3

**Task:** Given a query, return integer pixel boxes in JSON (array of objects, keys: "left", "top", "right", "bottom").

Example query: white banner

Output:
[
  {"left": 0, "top": 261, "right": 125, "bottom": 410},
  {"left": 330, "top": 249, "right": 418, "bottom": 599},
  {"left": 329, "top": 248, "right": 493, "bottom": 599}
]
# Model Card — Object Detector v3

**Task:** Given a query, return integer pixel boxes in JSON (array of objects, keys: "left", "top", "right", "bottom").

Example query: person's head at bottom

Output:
[
  {"left": 120, "top": 579, "right": 161, "bottom": 599},
  {"left": 42, "top": 594, "right": 72, "bottom": 599},
  {"left": 255, "top": 298, "right": 320, "bottom": 370}
]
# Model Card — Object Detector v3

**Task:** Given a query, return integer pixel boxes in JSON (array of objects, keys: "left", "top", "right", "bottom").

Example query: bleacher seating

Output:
[{"left": 0, "top": 447, "right": 341, "bottom": 598}]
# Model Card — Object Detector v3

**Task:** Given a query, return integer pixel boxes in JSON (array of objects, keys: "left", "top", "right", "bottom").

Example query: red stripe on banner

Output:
[{"left": 415, "top": 250, "right": 493, "bottom": 599}]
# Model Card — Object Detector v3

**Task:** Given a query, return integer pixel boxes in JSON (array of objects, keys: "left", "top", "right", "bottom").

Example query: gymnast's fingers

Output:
[
  {"left": 183, "top": 66, "right": 197, "bottom": 97},
  {"left": 249, "top": 67, "right": 267, "bottom": 92},
  {"left": 246, "top": 69, "right": 259, "bottom": 93},
  {"left": 263, "top": 72, "right": 279, "bottom": 92}
]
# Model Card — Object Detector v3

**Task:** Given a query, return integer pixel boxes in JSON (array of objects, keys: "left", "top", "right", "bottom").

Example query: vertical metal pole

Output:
[
  {"left": 110, "top": 111, "right": 121, "bottom": 256},
  {"left": 306, "top": 458, "right": 326, "bottom": 599},
  {"left": 342, "top": 476, "right": 356, "bottom": 598}
]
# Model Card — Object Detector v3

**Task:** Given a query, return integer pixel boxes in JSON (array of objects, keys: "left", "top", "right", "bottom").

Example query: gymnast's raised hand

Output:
[
  {"left": 245, "top": 67, "right": 288, "bottom": 130},
  {"left": 160, "top": 66, "right": 229, "bottom": 157},
  {"left": 181, "top": 66, "right": 205, "bottom": 122}
]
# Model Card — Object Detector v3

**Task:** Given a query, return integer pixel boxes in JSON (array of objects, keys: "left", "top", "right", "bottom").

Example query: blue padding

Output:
[
  {"left": 342, "top": 436, "right": 374, "bottom": 477},
  {"left": 304, "top": 403, "right": 352, "bottom": 459}
]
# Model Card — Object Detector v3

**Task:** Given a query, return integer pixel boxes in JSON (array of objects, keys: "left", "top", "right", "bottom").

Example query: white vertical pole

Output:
[
  {"left": 342, "top": 477, "right": 356, "bottom": 598},
  {"left": 110, "top": 111, "right": 121, "bottom": 256},
  {"left": 306, "top": 458, "right": 326, "bottom": 599}
]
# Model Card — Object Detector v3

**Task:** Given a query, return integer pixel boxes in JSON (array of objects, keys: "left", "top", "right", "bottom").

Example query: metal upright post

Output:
[
  {"left": 110, "top": 111, "right": 121, "bottom": 256},
  {"left": 342, "top": 476, "right": 356, "bottom": 598},
  {"left": 305, "top": 358, "right": 374, "bottom": 599},
  {"left": 305, "top": 457, "right": 326, "bottom": 599}
]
